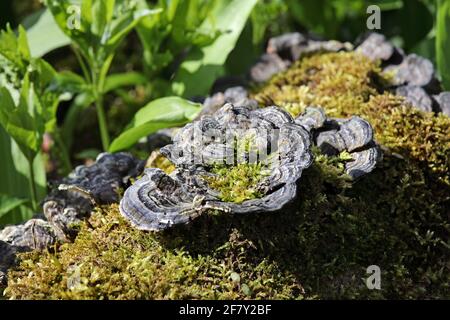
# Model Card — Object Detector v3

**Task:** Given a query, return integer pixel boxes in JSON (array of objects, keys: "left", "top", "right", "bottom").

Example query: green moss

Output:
[
  {"left": 5, "top": 50, "right": 450, "bottom": 300},
  {"left": 253, "top": 51, "right": 387, "bottom": 118},
  {"left": 5, "top": 204, "right": 302, "bottom": 299},
  {"left": 146, "top": 151, "right": 176, "bottom": 174},
  {"left": 204, "top": 163, "right": 267, "bottom": 203}
]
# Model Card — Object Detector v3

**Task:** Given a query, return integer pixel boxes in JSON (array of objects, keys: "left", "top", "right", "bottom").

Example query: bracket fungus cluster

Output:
[
  {"left": 302, "top": 108, "right": 380, "bottom": 179},
  {"left": 42, "top": 152, "right": 144, "bottom": 241},
  {"left": 120, "top": 102, "right": 381, "bottom": 231},
  {"left": 120, "top": 103, "right": 314, "bottom": 231}
]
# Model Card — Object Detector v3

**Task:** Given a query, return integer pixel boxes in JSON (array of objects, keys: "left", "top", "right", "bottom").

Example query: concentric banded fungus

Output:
[
  {"left": 295, "top": 106, "right": 326, "bottom": 131},
  {"left": 0, "top": 240, "right": 17, "bottom": 286},
  {"left": 385, "top": 54, "right": 435, "bottom": 87},
  {"left": 396, "top": 85, "right": 433, "bottom": 113},
  {"left": 0, "top": 219, "right": 56, "bottom": 250},
  {"left": 433, "top": 92, "right": 450, "bottom": 116},
  {"left": 309, "top": 109, "right": 381, "bottom": 179},
  {"left": 43, "top": 152, "right": 144, "bottom": 241},
  {"left": 356, "top": 32, "right": 394, "bottom": 62},
  {"left": 120, "top": 103, "right": 313, "bottom": 231}
]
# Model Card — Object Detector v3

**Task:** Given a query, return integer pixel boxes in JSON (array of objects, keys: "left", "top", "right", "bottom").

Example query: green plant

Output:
[
  {"left": 170, "top": 0, "right": 258, "bottom": 97},
  {"left": 135, "top": 0, "right": 223, "bottom": 80},
  {"left": 0, "top": 26, "right": 61, "bottom": 218},
  {"left": 44, "top": 0, "right": 160, "bottom": 151},
  {"left": 0, "top": 194, "right": 28, "bottom": 221},
  {"left": 109, "top": 96, "right": 202, "bottom": 152},
  {"left": 436, "top": 0, "right": 450, "bottom": 90},
  {"left": 33, "top": 0, "right": 256, "bottom": 154}
]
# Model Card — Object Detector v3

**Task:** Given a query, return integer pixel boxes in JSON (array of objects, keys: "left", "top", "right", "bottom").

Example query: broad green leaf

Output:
[
  {"left": 0, "top": 127, "right": 46, "bottom": 225},
  {"left": 0, "top": 25, "right": 30, "bottom": 69},
  {"left": 81, "top": 0, "right": 94, "bottom": 29},
  {"left": 104, "top": 72, "right": 147, "bottom": 93},
  {"left": 24, "top": 8, "right": 71, "bottom": 57},
  {"left": 173, "top": 0, "right": 257, "bottom": 97},
  {"left": 109, "top": 97, "right": 201, "bottom": 152},
  {"left": 0, "top": 87, "right": 41, "bottom": 159},
  {"left": 92, "top": 0, "right": 115, "bottom": 38},
  {"left": 55, "top": 70, "right": 89, "bottom": 93},
  {"left": 45, "top": 0, "right": 90, "bottom": 55},
  {"left": 436, "top": 0, "right": 450, "bottom": 90},
  {"left": 0, "top": 194, "right": 28, "bottom": 219},
  {"left": 105, "top": 8, "right": 161, "bottom": 52}
]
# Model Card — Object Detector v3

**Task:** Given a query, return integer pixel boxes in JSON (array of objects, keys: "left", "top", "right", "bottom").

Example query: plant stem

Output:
[
  {"left": 91, "top": 55, "right": 114, "bottom": 152},
  {"left": 28, "top": 158, "right": 38, "bottom": 213},
  {"left": 55, "top": 131, "right": 72, "bottom": 175},
  {"left": 73, "top": 46, "right": 92, "bottom": 84},
  {"left": 95, "top": 93, "right": 110, "bottom": 151}
]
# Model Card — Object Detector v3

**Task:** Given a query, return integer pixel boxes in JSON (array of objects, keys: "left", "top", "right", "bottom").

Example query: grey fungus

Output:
[
  {"left": 396, "top": 86, "right": 433, "bottom": 113},
  {"left": 303, "top": 107, "right": 381, "bottom": 179},
  {"left": 120, "top": 103, "right": 314, "bottom": 231},
  {"left": 356, "top": 33, "right": 394, "bottom": 62},
  {"left": 43, "top": 152, "right": 144, "bottom": 241}
]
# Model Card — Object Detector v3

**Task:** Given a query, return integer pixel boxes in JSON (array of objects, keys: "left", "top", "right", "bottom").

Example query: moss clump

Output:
[
  {"left": 5, "top": 50, "right": 450, "bottom": 300},
  {"left": 254, "top": 51, "right": 388, "bottom": 117},
  {"left": 204, "top": 163, "right": 267, "bottom": 203},
  {"left": 254, "top": 51, "right": 450, "bottom": 183},
  {"left": 146, "top": 151, "right": 175, "bottom": 174},
  {"left": 5, "top": 204, "right": 303, "bottom": 299}
]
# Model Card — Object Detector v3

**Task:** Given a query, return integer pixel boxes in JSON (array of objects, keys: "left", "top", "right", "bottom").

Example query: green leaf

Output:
[
  {"left": 172, "top": 0, "right": 257, "bottom": 97},
  {"left": 105, "top": 8, "right": 161, "bottom": 53},
  {"left": 285, "top": 0, "right": 338, "bottom": 39},
  {"left": 0, "top": 86, "right": 42, "bottom": 159},
  {"left": 436, "top": 0, "right": 450, "bottom": 90},
  {"left": 55, "top": 70, "right": 89, "bottom": 93},
  {"left": 250, "top": 0, "right": 286, "bottom": 46},
  {"left": 45, "top": 0, "right": 90, "bottom": 55},
  {"left": 24, "top": 8, "right": 71, "bottom": 57},
  {"left": 104, "top": 72, "right": 147, "bottom": 93},
  {"left": 92, "top": 0, "right": 110, "bottom": 37},
  {"left": 0, "top": 194, "right": 28, "bottom": 219},
  {"left": 0, "top": 25, "right": 30, "bottom": 68},
  {"left": 17, "top": 25, "right": 31, "bottom": 60},
  {"left": 0, "top": 127, "right": 46, "bottom": 225},
  {"left": 81, "top": 0, "right": 94, "bottom": 27},
  {"left": 395, "top": 0, "right": 433, "bottom": 51},
  {"left": 61, "top": 91, "right": 95, "bottom": 150},
  {"left": 109, "top": 97, "right": 201, "bottom": 152}
]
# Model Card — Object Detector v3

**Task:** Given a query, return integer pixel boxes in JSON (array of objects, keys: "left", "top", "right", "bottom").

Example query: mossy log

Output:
[{"left": 5, "top": 51, "right": 449, "bottom": 300}]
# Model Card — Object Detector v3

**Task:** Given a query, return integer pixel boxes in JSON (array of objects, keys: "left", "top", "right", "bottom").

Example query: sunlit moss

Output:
[
  {"left": 204, "top": 163, "right": 267, "bottom": 203},
  {"left": 146, "top": 150, "right": 175, "bottom": 174},
  {"left": 5, "top": 204, "right": 303, "bottom": 300},
  {"left": 253, "top": 51, "right": 388, "bottom": 118}
]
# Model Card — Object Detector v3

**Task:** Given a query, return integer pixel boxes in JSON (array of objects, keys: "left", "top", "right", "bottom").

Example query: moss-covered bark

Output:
[{"left": 5, "top": 51, "right": 449, "bottom": 299}]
